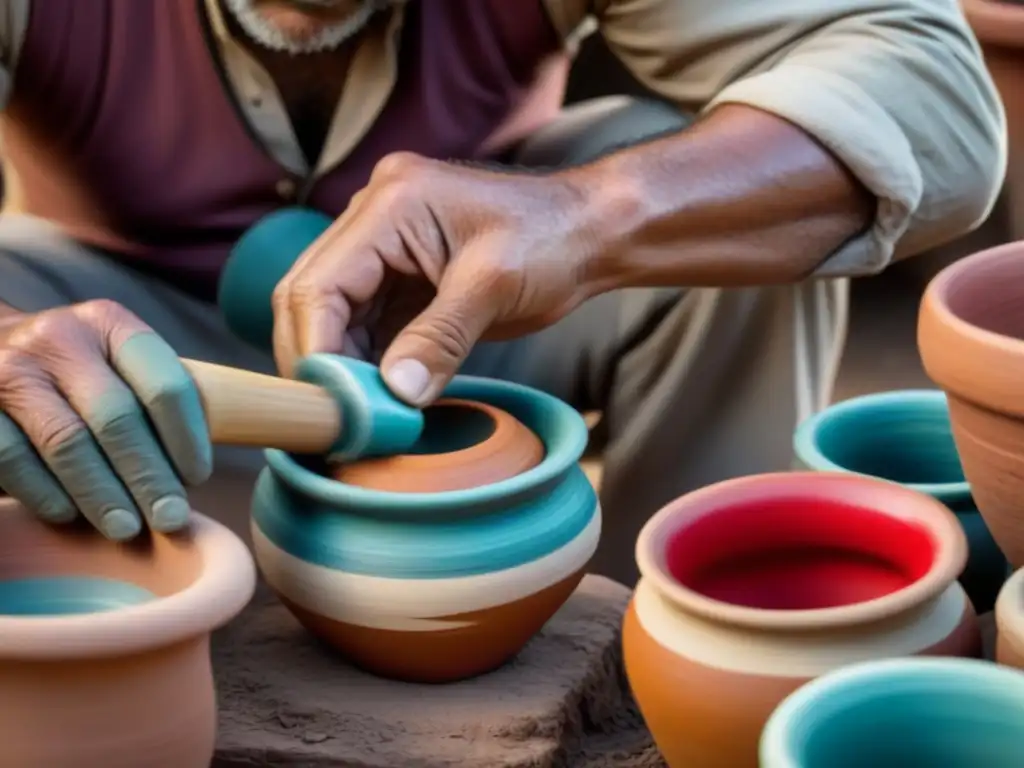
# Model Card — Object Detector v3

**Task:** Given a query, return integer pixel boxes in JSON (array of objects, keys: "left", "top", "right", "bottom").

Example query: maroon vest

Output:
[{"left": 2, "top": 0, "right": 561, "bottom": 298}]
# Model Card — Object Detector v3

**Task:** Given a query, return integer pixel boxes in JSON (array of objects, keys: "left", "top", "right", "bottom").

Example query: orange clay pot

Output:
[
  {"left": 331, "top": 398, "right": 544, "bottom": 492},
  {"left": 919, "top": 241, "right": 1024, "bottom": 567},
  {"left": 0, "top": 498, "right": 255, "bottom": 768},
  {"left": 623, "top": 472, "right": 980, "bottom": 768},
  {"left": 962, "top": 0, "right": 1024, "bottom": 191},
  {"left": 996, "top": 566, "right": 1024, "bottom": 668}
]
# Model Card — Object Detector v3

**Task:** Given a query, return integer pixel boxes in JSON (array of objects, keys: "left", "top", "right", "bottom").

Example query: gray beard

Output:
[{"left": 224, "top": 0, "right": 393, "bottom": 54}]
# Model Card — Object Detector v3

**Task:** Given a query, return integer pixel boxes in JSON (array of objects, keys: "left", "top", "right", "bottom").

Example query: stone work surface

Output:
[{"left": 212, "top": 575, "right": 665, "bottom": 767}]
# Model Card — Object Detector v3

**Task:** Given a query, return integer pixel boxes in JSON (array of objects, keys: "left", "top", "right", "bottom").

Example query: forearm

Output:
[{"left": 575, "top": 103, "right": 875, "bottom": 291}]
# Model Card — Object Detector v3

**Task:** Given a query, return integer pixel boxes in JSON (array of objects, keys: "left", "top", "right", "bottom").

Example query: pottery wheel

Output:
[{"left": 211, "top": 575, "right": 664, "bottom": 768}]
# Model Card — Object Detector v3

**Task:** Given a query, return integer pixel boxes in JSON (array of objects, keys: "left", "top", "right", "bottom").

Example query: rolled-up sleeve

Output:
[
  {"left": 544, "top": 0, "right": 1007, "bottom": 277},
  {"left": 0, "top": 0, "right": 29, "bottom": 111}
]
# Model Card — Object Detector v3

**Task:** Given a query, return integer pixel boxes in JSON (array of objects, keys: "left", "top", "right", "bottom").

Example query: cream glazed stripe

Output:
[
  {"left": 632, "top": 578, "right": 969, "bottom": 677},
  {"left": 251, "top": 505, "right": 601, "bottom": 632}
]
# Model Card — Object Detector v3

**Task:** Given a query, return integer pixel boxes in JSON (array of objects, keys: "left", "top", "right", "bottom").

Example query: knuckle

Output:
[
  {"left": 34, "top": 414, "right": 87, "bottom": 456},
  {"left": 139, "top": 374, "right": 194, "bottom": 415},
  {"left": 72, "top": 298, "right": 131, "bottom": 326},
  {"left": 89, "top": 394, "right": 145, "bottom": 441},
  {"left": 409, "top": 314, "right": 473, "bottom": 361},
  {"left": 371, "top": 152, "right": 428, "bottom": 184}
]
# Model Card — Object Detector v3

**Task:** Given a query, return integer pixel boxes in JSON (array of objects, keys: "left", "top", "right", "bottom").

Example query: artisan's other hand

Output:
[
  {"left": 272, "top": 153, "right": 600, "bottom": 406},
  {"left": 0, "top": 301, "right": 211, "bottom": 540}
]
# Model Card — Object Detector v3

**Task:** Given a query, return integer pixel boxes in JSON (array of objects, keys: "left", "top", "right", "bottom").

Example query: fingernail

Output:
[
  {"left": 100, "top": 508, "right": 142, "bottom": 541},
  {"left": 384, "top": 359, "right": 431, "bottom": 403},
  {"left": 150, "top": 495, "right": 192, "bottom": 532}
]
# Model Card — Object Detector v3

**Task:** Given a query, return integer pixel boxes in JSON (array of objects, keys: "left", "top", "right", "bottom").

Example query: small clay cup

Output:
[
  {"left": 760, "top": 657, "right": 1024, "bottom": 767},
  {"left": 623, "top": 472, "right": 980, "bottom": 768},
  {"left": 995, "top": 565, "right": 1024, "bottom": 668},
  {"left": 919, "top": 241, "right": 1024, "bottom": 567},
  {"left": 251, "top": 362, "right": 600, "bottom": 683},
  {"left": 794, "top": 390, "right": 1007, "bottom": 611},
  {"left": 0, "top": 498, "right": 256, "bottom": 768}
]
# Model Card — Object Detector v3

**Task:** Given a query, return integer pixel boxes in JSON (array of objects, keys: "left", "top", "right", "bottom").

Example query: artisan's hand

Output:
[
  {"left": 272, "top": 153, "right": 600, "bottom": 405},
  {"left": 0, "top": 301, "right": 211, "bottom": 540}
]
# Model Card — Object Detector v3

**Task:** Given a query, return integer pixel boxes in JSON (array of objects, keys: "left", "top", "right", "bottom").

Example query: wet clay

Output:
[{"left": 212, "top": 576, "right": 665, "bottom": 767}]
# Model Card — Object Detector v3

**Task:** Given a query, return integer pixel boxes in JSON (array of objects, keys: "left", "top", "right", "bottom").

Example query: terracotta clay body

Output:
[
  {"left": 623, "top": 472, "right": 980, "bottom": 768},
  {"left": 919, "top": 242, "right": 1024, "bottom": 567},
  {"left": 995, "top": 566, "right": 1024, "bottom": 668},
  {"left": 962, "top": 0, "right": 1024, "bottom": 206},
  {"left": 0, "top": 498, "right": 255, "bottom": 768},
  {"left": 251, "top": 366, "right": 600, "bottom": 683}
]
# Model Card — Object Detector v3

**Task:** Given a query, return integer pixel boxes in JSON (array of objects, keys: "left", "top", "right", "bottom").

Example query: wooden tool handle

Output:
[{"left": 182, "top": 358, "right": 342, "bottom": 454}]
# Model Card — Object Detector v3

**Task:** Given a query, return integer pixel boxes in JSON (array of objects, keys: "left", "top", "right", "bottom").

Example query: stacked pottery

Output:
[
  {"left": 0, "top": 499, "right": 255, "bottom": 767},
  {"left": 919, "top": 241, "right": 1024, "bottom": 568},
  {"left": 760, "top": 658, "right": 1024, "bottom": 767},
  {"left": 250, "top": 354, "right": 600, "bottom": 683},
  {"left": 794, "top": 390, "right": 1006, "bottom": 612},
  {"left": 622, "top": 472, "right": 980, "bottom": 768}
]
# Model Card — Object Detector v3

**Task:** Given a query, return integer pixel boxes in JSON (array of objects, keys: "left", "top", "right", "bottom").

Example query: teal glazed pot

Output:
[
  {"left": 218, "top": 207, "right": 331, "bottom": 350},
  {"left": 794, "top": 390, "right": 1006, "bottom": 612},
  {"left": 249, "top": 356, "right": 601, "bottom": 683},
  {"left": 761, "top": 657, "right": 1024, "bottom": 767}
]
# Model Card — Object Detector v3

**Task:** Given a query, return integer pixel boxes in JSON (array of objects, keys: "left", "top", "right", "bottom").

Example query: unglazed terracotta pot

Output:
[
  {"left": 919, "top": 241, "right": 1024, "bottom": 567},
  {"left": 760, "top": 657, "right": 1024, "bottom": 767},
  {"left": 794, "top": 390, "right": 1006, "bottom": 612},
  {"left": 622, "top": 472, "right": 980, "bottom": 768},
  {"left": 962, "top": 0, "right": 1024, "bottom": 199},
  {"left": 0, "top": 498, "right": 256, "bottom": 768},
  {"left": 251, "top": 357, "right": 600, "bottom": 683},
  {"left": 995, "top": 565, "right": 1024, "bottom": 668}
]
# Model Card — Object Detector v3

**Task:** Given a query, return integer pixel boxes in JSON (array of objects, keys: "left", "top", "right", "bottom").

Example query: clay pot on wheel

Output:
[
  {"left": 250, "top": 355, "right": 600, "bottom": 683},
  {"left": 919, "top": 241, "right": 1024, "bottom": 567},
  {"left": 760, "top": 658, "right": 1024, "bottom": 768},
  {"left": 0, "top": 499, "right": 256, "bottom": 768},
  {"left": 623, "top": 472, "right": 980, "bottom": 768},
  {"left": 794, "top": 390, "right": 1007, "bottom": 612}
]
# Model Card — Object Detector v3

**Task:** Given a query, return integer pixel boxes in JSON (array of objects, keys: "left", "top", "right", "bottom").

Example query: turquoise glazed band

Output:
[
  {"left": 218, "top": 207, "right": 332, "bottom": 351},
  {"left": 251, "top": 373, "right": 596, "bottom": 578},
  {"left": 295, "top": 355, "right": 424, "bottom": 462}
]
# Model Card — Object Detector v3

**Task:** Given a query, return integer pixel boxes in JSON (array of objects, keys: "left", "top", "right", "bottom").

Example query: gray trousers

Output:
[{"left": 0, "top": 98, "right": 831, "bottom": 584}]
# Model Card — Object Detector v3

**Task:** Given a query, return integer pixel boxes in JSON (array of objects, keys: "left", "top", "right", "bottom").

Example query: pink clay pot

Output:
[{"left": 0, "top": 498, "right": 256, "bottom": 768}]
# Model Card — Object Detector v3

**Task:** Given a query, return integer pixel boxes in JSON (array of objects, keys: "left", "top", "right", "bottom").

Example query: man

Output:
[{"left": 0, "top": 0, "right": 1005, "bottom": 583}]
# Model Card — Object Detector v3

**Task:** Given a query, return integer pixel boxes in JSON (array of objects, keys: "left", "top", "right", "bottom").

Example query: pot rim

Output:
[
  {"left": 962, "top": 0, "right": 1024, "bottom": 49},
  {"left": 635, "top": 472, "right": 967, "bottom": 631},
  {"left": 760, "top": 657, "right": 1024, "bottom": 767},
  {"left": 263, "top": 374, "right": 590, "bottom": 512},
  {"left": 996, "top": 565, "right": 1024, "bottom": 644},
  {"left": 793, "top": 389, "right": 971, "bottom": 500},
  {"left": 0, "top": 508, "right": 256, "bottom": 660}
]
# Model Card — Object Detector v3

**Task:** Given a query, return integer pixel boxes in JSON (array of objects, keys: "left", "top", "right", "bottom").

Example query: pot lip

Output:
[
  {"left": 635, "top": 472, "right": 967, "bottom": 631},
  {"left": 962, "top": 0, "right": 1024, "bottom": 48},
  {"left": 0, "top": 508, "right": 256, "bottom": 660},
  {"left": 264, "top": 374, "right": 589, "bottom": 511},
  {"left": 760, "top": 657, "right": 1024, "bottom": 765},
  {"left": 921, "top": 241, "right": 1024, "bottom": 387},
  {"left": 996, "top": 566, "right": 1024, "bottom": 643},
  {"left": 793, "top": 389, "right": 971, "bottom": 500}
]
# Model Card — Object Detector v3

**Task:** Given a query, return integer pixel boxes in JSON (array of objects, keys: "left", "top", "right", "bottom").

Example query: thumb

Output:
[{"left": 380, "top": 267, "right": 499, "bottom": 407}]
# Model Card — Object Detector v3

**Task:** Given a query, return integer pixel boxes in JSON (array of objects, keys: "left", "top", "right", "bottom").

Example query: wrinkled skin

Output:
[
  {"left": 272, "top": 153, "right": 600, "bottom": 406},
  {"left": 0, "top": 301, "right": 211, "bottom": 540}
]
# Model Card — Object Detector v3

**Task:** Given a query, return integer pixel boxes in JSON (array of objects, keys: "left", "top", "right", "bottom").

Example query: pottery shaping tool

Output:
[{"left": 180, "top": 355, "right": 425, "bottom": 461}]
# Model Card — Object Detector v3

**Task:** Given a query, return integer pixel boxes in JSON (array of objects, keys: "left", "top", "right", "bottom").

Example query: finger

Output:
[
  {"left": 108, "top": 332, "right": 212, "bottom": 487},
  {"left": 272, "top": 191, "right": 374, "bottom": 376},
  {"left": 5, "top": 381, "right": 143, "bottom": 541},
  {"left": 379, "top": 254, "right": 500, "bottom": 406},
  {"left": 53, "top": 353, "right": 198, "bottom": 535},
  {"left": 0, "top": 411, "right": 78, "bottom": 525}
]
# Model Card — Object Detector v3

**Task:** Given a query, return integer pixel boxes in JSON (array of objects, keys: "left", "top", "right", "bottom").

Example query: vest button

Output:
[{"left": 276, "top": 178, "right": 297, "bottom": 201}]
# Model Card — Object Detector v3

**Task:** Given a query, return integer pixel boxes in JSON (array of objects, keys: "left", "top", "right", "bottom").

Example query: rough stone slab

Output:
[{"left": 211, "top": 575, "right": 664, "bottom": 768}]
